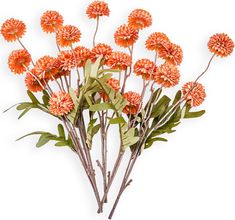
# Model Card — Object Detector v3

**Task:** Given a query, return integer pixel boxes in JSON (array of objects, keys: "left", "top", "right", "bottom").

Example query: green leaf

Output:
[
  {"left": 42, "top": 90, "right": 50, "bottom": 107},
  {"left": 55, "top": 141, "right": 69, "bottom": 147},
  {"left": 16, "top": 131, "right": 50, "bottom": 141},
  {"left": 89, "top": 102, "right": 113, "bottom": 111},
  {"left": 57, "top": 124, "right": 65, "bottom": 138},
  {"left": 18, "top": 107, "right": 32, "bottom": 119},
  {"left": 151, "top": 95, "right": 171, "bottom": 118},
  {"left": 36, "top": 134, "right": 51, "bottom": 148},
  {"left": 145, "top": 137, "right": 168, "bottom": 149},
  {"left": 86, "top": 118, "right": 100, "bottom": 149},
  {"left": 98, "top": 69, "right": 120, "bottom": 74},
  {"left": 27, "top": 90, "right": 39, "bottom": 104},
  {"left": 172, "top": 90, "right": 182, "bottom": 105},
  {"left": 183, "top": 104, "right": 206, "bottom": 119},
  {"left": 16, "top": 103, "right": 33, "bottom": 110},
  {"left": 90, "top": 56, "right": 103, "bottom": 78},
  {"left": 109, "top": 116, "right": 126, "bottom": 124}
]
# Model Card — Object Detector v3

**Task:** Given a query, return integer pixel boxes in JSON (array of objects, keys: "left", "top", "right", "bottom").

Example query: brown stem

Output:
[
  {"left": 93, "top": 16, "right": 100, "bottom": 47},
  {"left": 98, "top": 150, "right": 125, "bottom": 213}
]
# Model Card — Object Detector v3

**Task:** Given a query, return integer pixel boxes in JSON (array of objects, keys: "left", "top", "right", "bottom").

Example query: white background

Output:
[{"left": 0, "top": 0, "right": 235, "bottom": 219}]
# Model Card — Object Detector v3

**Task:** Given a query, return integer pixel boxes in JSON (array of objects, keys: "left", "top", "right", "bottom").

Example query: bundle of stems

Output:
[{"left": 2, "top": 1, "right": 234, "bottom": 219}]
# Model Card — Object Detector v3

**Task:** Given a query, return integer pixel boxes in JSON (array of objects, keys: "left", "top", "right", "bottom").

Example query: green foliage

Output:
[
  {"left": 16, "top": 124, "right": 74, "bottom": 149},
  {"left": 144, "top": 90, "right": 205, "bottom": 149},
  {"left": 183, "top": 103, "right": 206, "bottom": 118},
  {"left": 86, "top": 118, "right": 100, "bottom": 149}
]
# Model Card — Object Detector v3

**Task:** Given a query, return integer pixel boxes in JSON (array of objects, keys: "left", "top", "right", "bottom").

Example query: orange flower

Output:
[
  {"left": 25, "top": 68, "right": 47, "bottom": 93},
  {"left": 86, "top": 1, "right": 110, "bottom": 19},
  {"left": 91, "top": 43, "right": 113, "bottom": 62},
  {"left": 8, "top": 49, "right": 31, "bottom": 74},
  {"left": 145, "top": 32, "right": 170, "bottom": 52},
  {"left": 1, "top": 18, "right": 26, "bottom": 42},
  {"left": 106, "top": 51, "right": 131, "bottom": 70},
  {"left": 208, "top": 33, "right": 234, "bottom": 57},
  {"left": 114, "top": 24, "right": 139, "bottom": 48},
  {"left": 158, "top": 43, "right": 183, "bottom": 65},
  {"left": 100, "top": 78, "right": 120, "bottom": 101},
  {"left": 128, "top": 9, "right": 152, "bottom": 30},
  {"left": 133, "top": 59, "right": 157, "bottom": 80},
  {"left": 74, "top": 46, "right": 91, "bottom": 67},
  {"left": 123, "top": 91, "right": 141, "bottom": 115},
  {"left": 154, "top": 63, "right": 180, "bottom": 88},
  {"left": 182, "top": 82, "right": 206, "bottom": 107},
  {"left": 56, "top": 25, "right": 81, "bottom": 47},
  {"left": 51, "top": 58, "right": 70, "bottom": 79},
  {"left": 40, "top": 10, "right": 64, "bottom": 33},
  {"left": 49, "top": 91, "right": 74, "bottom": 116},
  {"left": 57, "top": 50, "right": 76, "bottom": 71},
  {"left": 34, "top": 56, "right": 57, "bottom": 80}
]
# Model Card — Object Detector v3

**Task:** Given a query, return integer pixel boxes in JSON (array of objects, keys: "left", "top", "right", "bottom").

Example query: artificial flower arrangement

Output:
[{"left": 2, "top": 1, "right": 234, "bottom": 219}]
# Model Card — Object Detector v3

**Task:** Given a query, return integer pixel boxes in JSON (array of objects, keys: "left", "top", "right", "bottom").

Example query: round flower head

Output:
[
  {"left": 86, "top": 1, "right": 110, "bottom": 19},
  {"left": 74, "top": 46, "right": 91, "bottom": 67},
  {"left": 57, "top": 50, "right": 76, "bottom": 71},
  {"left": 133, "top": 59, "right": 157, "bottom": 80},
  {"left": 25, "top": 68, "right": 47, "bottom": 93},
  {"left": 91, "top": 43, "right": 113, "bottom": 62},
  {"left": 34, "top": 56, "right": 57, "bottom": 80},
  {"left": 159, "top": 43, "right": 183, "bottom": 65},
  {"left": 52, "top": 58, "right": 70, "bottom": 79},
  {"left": 114, "top": 24, "right": 139, "bottom": 48},
  {"left": 8, "top": 49, "right": 31, "bottom": 74},
  {"left": 106, "top": 51, "right": 131, "bottom": 70},
  {"left": 128, "top": 9, "right": 152, "bottom": 30},
  {"left": 100, "top": 78, "right": 120, "bottom": 101},
  {"left": 56, "top": 25, "right": 81, "bottom": 47},
  {"left": 154, "top": 63, "right": 180, "bottom": 88},
  {"left": 182, "top": 82, "right": 206, "bottom": 107},
  {"left": 146, "top": 32, "right": 170, "bottom": 52},
  {"left": 123, "top": 91, "right": 141, "bottom": 115},
  {"left": 41, "top": 10, "right": 64, "bottom": 33},
  {"left": 1, "top": 18, "right": 26, "bottom": 42},
  {"left": 208, "top": 33, "right": 234, "bottom": 57},
  {"left": 49, "top": 91, "right": 74, "bottom": 116}
]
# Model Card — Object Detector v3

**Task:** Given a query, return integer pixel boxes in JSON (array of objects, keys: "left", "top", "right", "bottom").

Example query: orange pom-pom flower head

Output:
[
  {"left": 123, "top": 91, "right": 141, "bottom": 115},
  {"left": 114, "top": 24, "right": 139, "bottom": 48},
  {"left": 208, "top": 33, "right": 234, "bottom": 57},
  {"left": 145, "top": 32, "right": 170, "bottom": 52},
  {"left": 49, "top": 91, "right": 75, "bottom": 116},
  {"left": 154, "top": 63, "right": 180, "bottom": 88},
  {"left": 86, "top": 1, "right": 110, "bottom": 19},
  {"left": 91, "top": 43, "right": 113, "bottom": 63},
  {"left": 41, "top": 10, "right": 64, "bottom": 33},
  {"left": 159, "top": 43, "right": 183, "bottom": 65},
  {"left": 25, "top": 68, "right": 47, "bottom": 93},
  {"left": 56, "top": 25, "right": 81, "bottom": 47},
  {"left": 182, "top": 82, "right": 206, "bottom": 107},
  {"left": 57, "top": 50, "right": 76, "bottom": 71},
  {"left": 1, "top": 18, "right": 26, "bottom": 42},
  {"left": 133, "top": 59, "right": 157, "bottom": 80},
  {"left": 34, "top": 56, "right": 57, "bottom": 80},
  {"left": 128, "top": 9, "right": 152, "bottom": 30},
  {"left": 8, "top": 49, "right": 31, "bottom": 74},
  {"left": 74, "top": 46, "right": 92, "bottom": 67},
  {"left": 106, "top": 51, "right": 131, "bottom": 70}
]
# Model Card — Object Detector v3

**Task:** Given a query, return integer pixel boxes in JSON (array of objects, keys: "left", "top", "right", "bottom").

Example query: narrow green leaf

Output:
[
  {"left": 36, "top": 134, "right": 51, "bottom": 148},
  {"left": 109, "top": 116, "right": 126, "bottom": 124},
  {"left": 89, "top": 102, "right": 113, "bottom": 111},
  {"left": 27, "top": 90, "right": 39, "bottom": 104},
  {"left": 16, "top": 103, "right": 32, "bottom": 110},
  {"left": 16, "top": 131, "right": 50, "bottom": 141},
  {"left": 57, "top": 124, "right": 65, "bottom": 138}
]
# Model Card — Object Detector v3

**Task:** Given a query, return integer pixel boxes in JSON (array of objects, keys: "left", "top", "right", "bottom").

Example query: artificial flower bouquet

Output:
[{"left": 2, "top": 1, "right": 234, "bottom": 219}]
